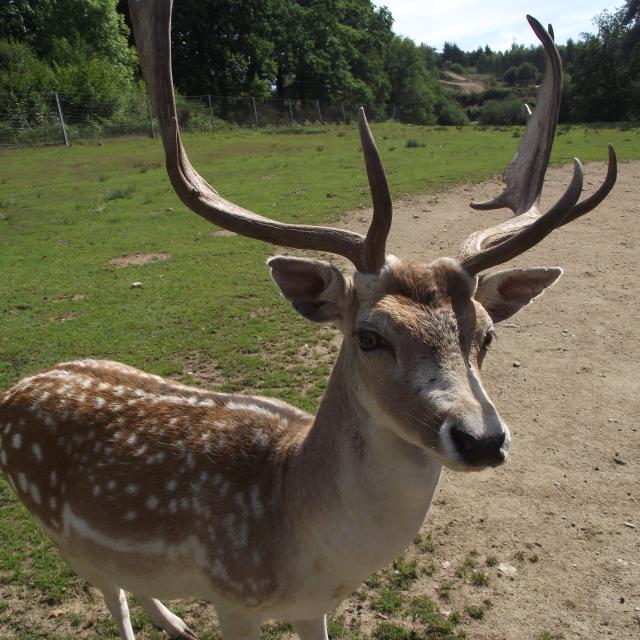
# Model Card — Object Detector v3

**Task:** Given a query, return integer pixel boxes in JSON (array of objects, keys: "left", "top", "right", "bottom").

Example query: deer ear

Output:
[
  {"left": 267, "top": 256, "right": 349, "bottom": 324},
  {"left": 475, "top": 267, "right": 562, "bottom": 323}
]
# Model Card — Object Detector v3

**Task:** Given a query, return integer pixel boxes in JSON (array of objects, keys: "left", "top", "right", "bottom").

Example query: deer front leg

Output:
[
  {"left": 98, "top": 583, "right": 136, "bottom": 640},
  {"left": 294, "top": 616, "right": 328, "bottom": 640},
  {"left": 138, "top": 597, "right": 197, "bottom": 639}
]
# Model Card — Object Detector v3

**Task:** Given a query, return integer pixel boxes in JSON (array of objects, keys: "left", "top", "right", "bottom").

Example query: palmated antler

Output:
[
  {"left": 459, "top": 15, "right": 617, "bottom": 276},
  {"left": 129, "top": 0, "right": 392, "bottom": 273}
]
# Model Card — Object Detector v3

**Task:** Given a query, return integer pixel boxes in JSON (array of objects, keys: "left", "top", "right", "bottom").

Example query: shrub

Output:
[
  {"left": 437, "top": 100, "right": 469, "bottom": 125},
  {"left": 478, "top": 98, "right": 528, "bottom": 125}
]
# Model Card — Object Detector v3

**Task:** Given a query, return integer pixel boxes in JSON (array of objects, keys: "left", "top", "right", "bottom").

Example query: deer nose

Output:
[{"left": 449, "top": 424, "right": 506, "bottom": 467}]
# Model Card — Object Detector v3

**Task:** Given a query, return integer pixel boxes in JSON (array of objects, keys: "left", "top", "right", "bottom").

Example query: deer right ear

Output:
[{"left": 268, "top": 256, "right": 349, "bottom": 323}]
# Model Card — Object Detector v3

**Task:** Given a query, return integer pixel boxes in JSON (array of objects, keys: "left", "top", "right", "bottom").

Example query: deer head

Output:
[{"left": 129, "top": 3, "right": 616, "bottom": 471}]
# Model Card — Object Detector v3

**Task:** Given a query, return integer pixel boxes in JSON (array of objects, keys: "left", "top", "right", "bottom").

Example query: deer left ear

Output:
[
  {"left": 267, "top": 256, "right": 349, "bottom": 324},
  {"left": 475, "top": 267, "right": 562, "bottom": 323}
]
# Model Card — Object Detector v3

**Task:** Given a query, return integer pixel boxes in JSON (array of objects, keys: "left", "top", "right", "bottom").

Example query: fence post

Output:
[
  {"left": 341, "top": 103, "right": 347, "bottom": 124},
  {"left": 207, "top": 94, "right": 215, "bottom": 130},
  {"left": 147, "top": 95, "right": 155, "bottom": 138},
  {"left": 288, "top": 98, "right": 294, "bottom": 125},
  {"left": 54, "top": 92, "right": 69, "bottom": 147},
  {"left": 316, "top": 100, "right": 322, "bottom": 124},
  {"left": 251, "top": 97, "right": 259, "bottom": 129}
]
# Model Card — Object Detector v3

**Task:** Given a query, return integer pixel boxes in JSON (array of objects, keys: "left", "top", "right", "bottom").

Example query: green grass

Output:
[
  {"left": 0, "top": 121, "right": 638, "bottom": 635},
  {"left": 372, "top": 587, "right": 404, "bottom": 615}
]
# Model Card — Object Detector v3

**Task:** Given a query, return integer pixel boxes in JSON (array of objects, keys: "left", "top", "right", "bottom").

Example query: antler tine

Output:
[
  {"left": 462, "top": 159, "right": 584, "bottom": 275},
  {"left": 358, "top": 108, "right": 393, "bottom": 273},
  {"left": 470, "top": 16, "right": 562, "bottom": 214},
  {"left": 128, "top": 0, "right": 391, "bottom": 274},
  {"left": 560, "top": 144, "right": 617, "bottom": 226}
]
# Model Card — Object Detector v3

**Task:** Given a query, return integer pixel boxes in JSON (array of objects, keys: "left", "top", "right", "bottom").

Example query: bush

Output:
[
  {"left": 446, "top": 62, "right": 465, "bottom": 74},
  {"left": 0, "top": 39, "right": 53, "bottom": 126},
  {"left": 478, "top": 98, "right": 528, "bottom": 125},
  {"left": 503, "top": 66, "right": 518, "bottom": 85},
  {"left": 437, "top": 100, "right": 469, "bottom": 125},
  {"left": 517, "top": 62, "right": 538, "bottom": 85}
]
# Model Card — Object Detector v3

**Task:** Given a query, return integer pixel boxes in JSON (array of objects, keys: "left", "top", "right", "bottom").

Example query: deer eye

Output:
[
  {"left": 357, "top": 330, "right": 384, "bottom": 352},
  {"left": 483, "top": 329, "right": 497, "bottom": 350}
]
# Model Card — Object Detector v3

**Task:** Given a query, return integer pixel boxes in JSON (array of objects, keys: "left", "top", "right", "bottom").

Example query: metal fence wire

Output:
[{"left": 0, "top": 90, "right": 399, "bottom": 150}]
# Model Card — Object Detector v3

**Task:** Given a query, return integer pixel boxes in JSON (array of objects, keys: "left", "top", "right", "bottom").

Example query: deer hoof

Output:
[{"left": 173, "top": 630, "right": 197, "bottom": 640}]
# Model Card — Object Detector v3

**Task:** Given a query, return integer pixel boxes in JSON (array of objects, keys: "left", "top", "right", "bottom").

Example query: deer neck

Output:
[{"left": 283, "top": 344, "right": 442, "bottom": 577}]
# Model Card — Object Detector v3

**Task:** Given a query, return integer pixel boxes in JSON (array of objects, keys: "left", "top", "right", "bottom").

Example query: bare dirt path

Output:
[{"left": 339, "top": 160, "right": 640, "bottom": 639}]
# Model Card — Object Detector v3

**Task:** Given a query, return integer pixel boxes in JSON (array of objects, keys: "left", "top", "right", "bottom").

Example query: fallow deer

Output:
[{"left": 0, "top": 3, "right": 616, "bottom": 639}]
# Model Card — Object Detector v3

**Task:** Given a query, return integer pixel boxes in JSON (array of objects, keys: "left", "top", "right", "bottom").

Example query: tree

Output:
[
  {"left": 516, "top": 61, "right": 538, "bottom": 85},
  {"left": 1, "top": 0, "right": 133, "bottom": 66},
  {"left": 503, "top": 66, "right": 518, "bottom": 85},
  {"left": 566, "top": 7, "right": 638, "bottom": 121},
  {"left": 442, "top": 42, "right": 464, "bottom": 65},
  {"left": 385, "top": 36, "right": 443, "bottom": 124}
]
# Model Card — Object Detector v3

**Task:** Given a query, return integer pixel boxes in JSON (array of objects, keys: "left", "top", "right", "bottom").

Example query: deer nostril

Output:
[
  {"left": 450, "top": 424, "right": 476, "bottom": 452},
  {"left": 449, "top": 424, "right": 506, "bottom": 466}
]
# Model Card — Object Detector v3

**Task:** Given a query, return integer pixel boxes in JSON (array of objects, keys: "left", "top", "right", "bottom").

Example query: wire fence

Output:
[{"left": 0, "top": 90, "right": 401, "bottom": 150}]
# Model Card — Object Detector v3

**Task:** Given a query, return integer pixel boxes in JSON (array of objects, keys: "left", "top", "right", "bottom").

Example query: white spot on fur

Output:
[
  {"left": 166, "top": 479, "right": 177, "bottom": 491},
  {"left": 49, "top": 470, "right": 57, "bottom": 487},
  {"left": 18, "top": 472, "right": 28, "bottom": 493},
  {"left": 125, "top": 484, "right": 139, "bottom": 495},
  {"left": 48, "top": 496, "right": 57, "bottom": 510},
  {"left": 125, "top": 511, "right": 137, "bottom": 521},
  {"left": 29, "top": 483, "right": 41, "bottom": 504},
  {"left": 146, "top": 495, "right": 159, "bottom": 510},
  {"left": 0, "top": 450, "right": 6, "bottom": 466},
  {"left": 32, "top": 443, "right": 43, "bottom": 462},
  {"left": 93, "top": 485, "right": 102, "bottom": 497},
  {"left": 250, "top": 485, "right": 264, "bottom": 518},
  {"left": 95, "top": 397, "right": 106, "bottom": 409},
  {"left": 126, "top": 434, "right": 137, "bottom": 446},
  {"left": 12, "top": 433, "right": 21, "bottom": 449}
]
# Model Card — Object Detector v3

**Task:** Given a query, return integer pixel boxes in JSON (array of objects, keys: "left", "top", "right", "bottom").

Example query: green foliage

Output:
[
  {"left": 466, "top": 605, "right": 486, "bottom": 620},
  {"left": 372, "top": 587, "right": 404, "bottom": 614},
  {"left": 0, "top": 0, "right": 138, "bottom": 127},
  {"left": 166, "top": 0, "right": 394, "bottom": 105},
  {"left": 564, "top": 7, "right": 640, "bottom": 122},
  {"left": 503, "top": 66, "right": 518, "bottom": 86},
  {"left": 327, "top": 616, "right": 365, "bottom": 640},
  {"left": 390, "top": 557, "right": 419, "bottom": 589},
  {"left": 478, "top": 98, "right": 527, "bottom": 126},
  {"left": 437, "top": 100, "right": 468, "bottom": 126},
  {"left": 386, "top": 36, "right": 443, "bottom": 124},
  {"left": 0, "top": 39, "right": 53, "bottom": 126},
  {"left": 1, "top": 0, "right": 133, "bottom": 66},
  {"left": 373, "top": 622, "right": 417, "bottom": 640}
]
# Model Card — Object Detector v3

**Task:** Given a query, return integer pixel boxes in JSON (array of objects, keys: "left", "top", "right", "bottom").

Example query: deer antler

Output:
[
  {"left": 129, "top": 0, "right": 392, "bottom": 274},
  {"left": 459, "top": 15, "right": 617, "bottom": 275}
]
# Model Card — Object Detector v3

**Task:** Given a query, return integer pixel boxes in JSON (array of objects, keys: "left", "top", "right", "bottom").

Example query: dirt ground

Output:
[{"left": 338, "top": 159, "right": 640, "bottom": 639}]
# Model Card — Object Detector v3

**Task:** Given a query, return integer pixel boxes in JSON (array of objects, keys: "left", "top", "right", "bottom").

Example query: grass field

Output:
[{"left": 0, "top": 121, "right": 638, "bottom": 639}]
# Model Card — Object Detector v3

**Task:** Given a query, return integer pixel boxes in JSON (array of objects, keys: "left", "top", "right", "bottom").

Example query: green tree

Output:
[
  {"left": 1, "top": 0, "right": 133, "bottom": 66},
  {"left": 516, "top": 61, "right": 538, "bottom": 85},
  {"left": 503, "top": 66, "right": 518, "bottom": 85},
  {"left": 385, "top": 36, "right": 442, "bottom": 124},
  {"left": 567, "top": 7, "right": 637, "bottom": 121}
]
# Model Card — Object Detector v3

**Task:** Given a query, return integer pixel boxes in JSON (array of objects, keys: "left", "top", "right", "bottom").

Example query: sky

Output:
[{"left": 374, "top": 1, "right": 625, "bottom": 51}]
